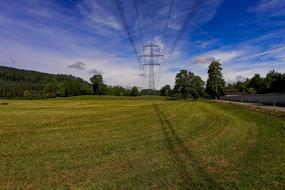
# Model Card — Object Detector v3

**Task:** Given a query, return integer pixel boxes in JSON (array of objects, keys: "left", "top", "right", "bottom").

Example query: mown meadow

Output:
[{"left": 0, "top": 96, "right": 284, "bottom": 189}]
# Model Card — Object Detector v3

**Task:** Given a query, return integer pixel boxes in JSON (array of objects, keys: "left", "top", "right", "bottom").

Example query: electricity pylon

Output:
[{"left": 140, "top": 44, "right": 164, "bottom": 94}]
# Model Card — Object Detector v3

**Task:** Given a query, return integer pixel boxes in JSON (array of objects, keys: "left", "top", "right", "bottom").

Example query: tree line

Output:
[
  {"left": 0, "top": 66, "right": 92, "bottom": 99},
  {"left": 89, "top": 74, "right": 162, "bottom": 96},
  {"left": 88, "top": 60, "right": 225, "bottom": 99},
  {"left": 89, "top": 74, "right": 141, "bottom": 96},
  {"left": 0, "top": 66, "right": 142, "bottom": 99},
  {"left": 225, "top": 70, "right": 285, "bottom": 94},
  {"left": 1, "top": 63, "right": 284, "bottom": 100},
  {"left": 160, "top": 61, "right": 285, "bottom": 99},
  {"left": 160, "top": 61, "right": 225, "bottom": 99}
]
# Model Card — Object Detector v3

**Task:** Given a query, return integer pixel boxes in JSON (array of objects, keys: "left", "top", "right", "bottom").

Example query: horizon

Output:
[{"left": 1, "top": 0, "right": 285, "bottom": 88}]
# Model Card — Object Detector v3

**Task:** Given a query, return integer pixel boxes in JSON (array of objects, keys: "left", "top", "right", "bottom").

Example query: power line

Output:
[
  {"left": 151, "top": 0, "right": 155, "bottom": 41},
  {"left": 162, "top": 0, "right": 176, "bottom": 42},
  {"left": 134, "top": 0, "right": 143, "bottom": 46},
  {"left": 132, "top": 0, "right": 211, "bottom": 37},
  {"left": 166, "top": 0, "right": 203, "bottom": 62},
  {"left": 92, "top": 0, "right": 212, "bottom": 54},
  {"left": 114, "top": 0, "right": 141, "bottom": 66},
  {"left": 192, "top": 22, "right": 225, "bottom": 47}
]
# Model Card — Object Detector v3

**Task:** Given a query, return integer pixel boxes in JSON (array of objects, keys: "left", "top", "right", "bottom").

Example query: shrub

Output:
[{"left": 44, "top": 92, "right": 57, "bottom": 99}]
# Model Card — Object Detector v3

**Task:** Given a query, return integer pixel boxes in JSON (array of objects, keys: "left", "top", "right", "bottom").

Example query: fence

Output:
[{"left": 222, "top": 93, "right": 285, "bottom": 107}]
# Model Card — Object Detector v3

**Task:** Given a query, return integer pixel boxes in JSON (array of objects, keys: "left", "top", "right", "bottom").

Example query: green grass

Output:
[{"left": 0, "top": 96, "right": 284, "bottom": 189}]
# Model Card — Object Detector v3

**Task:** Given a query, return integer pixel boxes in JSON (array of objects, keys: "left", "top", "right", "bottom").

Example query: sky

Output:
[{"left": 0, "top": 0, "right": 285, "bottom": 88}]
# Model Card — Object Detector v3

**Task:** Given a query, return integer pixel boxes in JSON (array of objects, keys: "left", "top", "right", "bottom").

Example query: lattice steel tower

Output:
[{"left": 140, "top": 44, "right": 164, "bottom": 93}]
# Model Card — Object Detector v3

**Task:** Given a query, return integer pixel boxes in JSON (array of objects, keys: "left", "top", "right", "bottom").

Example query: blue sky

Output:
[{"left": 0, "top": 0, "right": 285, "bottom": 88}]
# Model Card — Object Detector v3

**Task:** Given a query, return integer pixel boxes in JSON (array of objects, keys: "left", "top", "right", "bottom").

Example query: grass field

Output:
[{"left": 0, "top": 96, "right": 284, "bottom": 189}]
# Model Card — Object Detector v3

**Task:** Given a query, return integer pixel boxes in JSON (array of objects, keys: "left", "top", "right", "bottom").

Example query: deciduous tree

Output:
[
  {"left": 160, "top": 85, "right": 171, "bottom": 96},
  {"left": 90, "top": 74, "right": 104, "bottom": 95},
  {"left": 174, "top": 70, "right": 205, "bottom": 99},
  {"left": 130, "top": 86, "right": 139, "bottom": 96}
]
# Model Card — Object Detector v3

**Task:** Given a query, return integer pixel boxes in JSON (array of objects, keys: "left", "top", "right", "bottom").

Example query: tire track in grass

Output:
[{"left": 153, "top": 104, "right": 223, "bottom": 189}]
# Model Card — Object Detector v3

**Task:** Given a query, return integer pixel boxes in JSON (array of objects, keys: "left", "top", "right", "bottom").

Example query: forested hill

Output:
[{"left": 0, "top": 66, "right": 92, "bottom": 99}]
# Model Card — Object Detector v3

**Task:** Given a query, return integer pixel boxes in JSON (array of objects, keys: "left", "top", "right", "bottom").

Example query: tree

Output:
[
  {"left": 174, "top": 70, "right": 205, "bottom": 99},
  {"left": 0, "top": 66, "right": 92, "bottom": 99},
  {"left": 44, "top": 83, "right": 57, "bottom": 95},
  {"left": 98, "top": 83, "right": 108, "bottom": 95},
  {"left": 44, "top": 92, "right": 57, "bottom": 99},
  {"left": 188, "top": 72, "right": 205, "bottom": 99},
  {"left": 113, "top": 86, "right": 125, "bottom": 96},
  {"left": 248, "top": 74, "right": 264, "bottom": 93},
  {"left": 160, "top": 85, "right": 171, "bottom": 96},
  {"left": 266, "top": 70, "right": 285, "bottom": 93},
  {"left": 90, "top": 74, "right": 104, "bottom": 95},
  {"left": 206, "top": 61, "right": 225, "bottom": 99},
  {"left": 174, "top": 70, "right": 189, "bottom": 99},
  {"left": 56, "top": 82, "right": 68, "bottom": 97},
  {"left": 130, "top": 86, "right": 139, "bottom": 96},
  {"left": 237, "top": 81, "right": 248, "bottom": 93},
  {"left": 23, "top": 90, "right": 32, "bottom": 100},
  {"left": 43, "top": 83, "right": 58, "bottom": 99},
  {"left": 215, "top": 70, "right": 285, "bottom": 95}
]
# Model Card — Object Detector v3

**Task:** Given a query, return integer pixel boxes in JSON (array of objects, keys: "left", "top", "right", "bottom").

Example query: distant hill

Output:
[{"left": 0, "top": 66, "right": 92, "bottom": 99}]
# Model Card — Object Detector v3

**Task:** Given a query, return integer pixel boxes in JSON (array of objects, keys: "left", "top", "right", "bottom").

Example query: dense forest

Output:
[
  {"left": 0, "top": 66, "right": 142, "bottom": 99},
  {"left": 0, "top": 66, "right": 92, "bottom": 99}
]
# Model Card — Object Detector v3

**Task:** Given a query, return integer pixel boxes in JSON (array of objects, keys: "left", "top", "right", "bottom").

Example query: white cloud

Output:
[
  {"left": 212, "top": 51, "right": 242, "bottom": 62},
  {"left": 192, "top": 50, "right": 242, "bottom": 65},
  {"left": 193, "top": 56, "right": 216, "bottom": 64}
]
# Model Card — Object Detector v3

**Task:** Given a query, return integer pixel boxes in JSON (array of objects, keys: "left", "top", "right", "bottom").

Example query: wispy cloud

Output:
[
  {"left": 195, "top": 40, "right": 216, "bottom": 49},
  {"left": 183, "top": 27, "right": 285, "bottom": 82},
  {"left": 78, "top": 0, "right": 122, "bottom": 35},
  {"left": 193, "top": 56, "right": 216, "bottom": 64},
  {"left": 248, "top": 0, "right": 285, "bottom": 17}
]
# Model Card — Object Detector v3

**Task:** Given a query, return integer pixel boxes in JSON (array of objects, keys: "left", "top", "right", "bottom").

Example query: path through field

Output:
[{"left": 0, "top": 96, "right": 284, "bottom": 189}]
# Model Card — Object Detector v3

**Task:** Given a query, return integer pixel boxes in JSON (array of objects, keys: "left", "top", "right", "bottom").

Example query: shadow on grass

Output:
[{"left": 153, "top": 104, "right": 223, "bottom": 190}]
